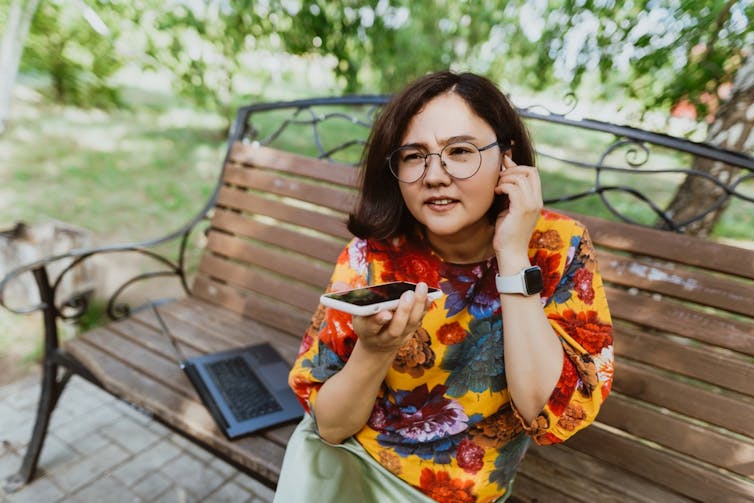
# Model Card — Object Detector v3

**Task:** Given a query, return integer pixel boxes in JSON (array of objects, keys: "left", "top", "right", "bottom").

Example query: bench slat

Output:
[
  {"left": 597, "top": 393, "right": 754, "bottom": 478},
  {"left": 599, "top": 250, "right": 754, "bottom": 317},
  {"left": 198, "top": 254, "right": 321, "bottom": 314},
  {"left": 192, "top": 276, "right": 312, "bottom": 337},
  {"left": 606, "top": 287, "right": 754, "bottom": 356},
  {"left": 229, "top": 142, "right": 360, "bottom": 188},
  {"left": 613, "top": 358, "right": 754, "bottom": 436},
  {"left": 79, "top": 324, "right": 199, "bottom": 397},
  {"left": 152, "top": 298, "right": 303, "bottom": 363},
  {"left": 615, "top": 323, "right": 754, "bottom": 396},
  {"left": 567, "top": 423, "right": 754, "bottom": 502},
  {"left": 205, "top": 231, "right": 333, "bottom": 289},
  {"left": 223, "top": 165, "right": 356, "bottom": 214},
  {"left": 216, "top": 186, "right": 351, "bottom": 240},
  {"left": 510, "top": 475, "right": 584, "bottom": 503},
  {"left": 210, "top": 208, "right": 344, "bottom": 263},
  {"left": 516, "top": 444, "right": 693, "bottom": 503},
  {"left": 571, "top": 211, "right": 754, "bottom": 280}
]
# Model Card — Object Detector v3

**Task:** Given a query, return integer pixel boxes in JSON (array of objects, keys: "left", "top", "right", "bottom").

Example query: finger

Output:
[
  {"left": 406, "top": 282, "right": 429, "bottom": 326},
  {"left": 502, "top": 155, "right": 518, "bottom": 171},
  {"left": 497, "top": 173, "right": 541, "bottom": 211},
  {"left": 390, "top": 283, "right": 428, "bottom": 335},
  {"left": 386, "top": 289, "right": 416, "bottom": 336},
  {"left": 352, "top": 311, "right": 389, "bottom": 339}
]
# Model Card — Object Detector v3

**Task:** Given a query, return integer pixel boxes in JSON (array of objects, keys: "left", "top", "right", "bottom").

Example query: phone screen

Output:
[{"left": 325, "top": 282, "right": 423, "bottom": 306}]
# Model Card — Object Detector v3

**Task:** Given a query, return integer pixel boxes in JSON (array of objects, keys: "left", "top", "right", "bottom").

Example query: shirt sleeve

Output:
[
  {"left": 288, "top": 238, "right": 369, "bottom": 413},
  {"left": 520, "top": 219, "right": 614, "bottom": 445}
]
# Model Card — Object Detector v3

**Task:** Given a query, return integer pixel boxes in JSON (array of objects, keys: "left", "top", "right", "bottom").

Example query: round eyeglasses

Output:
[{"left": 386, "top": 140, "right": 505, "bottom": 183}]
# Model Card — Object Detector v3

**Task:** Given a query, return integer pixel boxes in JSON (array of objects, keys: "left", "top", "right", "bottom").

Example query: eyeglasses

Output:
[{"left": 386, "top": 140, "right": 505, "bottom": 183}]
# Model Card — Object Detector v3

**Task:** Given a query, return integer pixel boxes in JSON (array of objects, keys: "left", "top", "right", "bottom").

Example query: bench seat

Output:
[{"left": 64, "top": 297, "right": 299, "bottom": 488}]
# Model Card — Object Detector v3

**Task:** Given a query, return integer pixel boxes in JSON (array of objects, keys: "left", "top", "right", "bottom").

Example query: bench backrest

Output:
[
  {"left": 550, "top": 212, "right": 754, "bottom": 501},
  {"left": 192, "top": 142, "right": 754, "bottom": 501},
  {"left": 192, "top": 144, "right": 357, "bottom": 335}
]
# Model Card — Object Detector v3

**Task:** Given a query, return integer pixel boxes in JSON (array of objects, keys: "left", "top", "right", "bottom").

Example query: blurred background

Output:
[{"left": 1, "top": 0, "right": 753, "bottom": 382}]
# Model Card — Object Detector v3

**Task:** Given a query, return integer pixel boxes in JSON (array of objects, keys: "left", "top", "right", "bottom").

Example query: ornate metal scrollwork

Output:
[{"left": 236, "top": 95, "right": 753, "bottom": 233}]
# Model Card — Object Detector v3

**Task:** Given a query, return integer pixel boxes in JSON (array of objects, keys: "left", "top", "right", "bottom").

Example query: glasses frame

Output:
[{"left": 386, "top": 140, "right": 506, "bottom": 183}]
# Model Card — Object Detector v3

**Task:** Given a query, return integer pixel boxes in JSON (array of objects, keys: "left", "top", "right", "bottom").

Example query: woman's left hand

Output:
[{"left": 493, "top": 155, "right": 543, "bottom": 257}]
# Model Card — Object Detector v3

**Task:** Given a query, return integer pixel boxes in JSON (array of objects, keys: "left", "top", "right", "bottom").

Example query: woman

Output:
[{"left": 276, "top": 71, "right": 613, "bottom": 503}]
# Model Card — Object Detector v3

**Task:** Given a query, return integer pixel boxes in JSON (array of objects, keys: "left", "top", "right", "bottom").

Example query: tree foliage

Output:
[
  {"left": 12, "top": 1, "right": 754, "bottom": 126},
  {"left": 142, "top": 0, "right": 270, "bottom": 120},
  {"left": 512, "top": 0, "right": 754, "bottom": 118},
  {"left": 22, "top": 0, "right": 129, "bottom": 108}
]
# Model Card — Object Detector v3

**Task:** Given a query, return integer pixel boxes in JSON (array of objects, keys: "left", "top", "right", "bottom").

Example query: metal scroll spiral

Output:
[
  {"left": 243, "top": 104, "right": 380, "bottom": 162},
  {"left": 518, "top": 92, "right": 579, "bottom": 117}
]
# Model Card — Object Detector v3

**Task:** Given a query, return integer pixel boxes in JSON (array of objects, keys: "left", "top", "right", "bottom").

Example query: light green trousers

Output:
[
  {"left": 273, "top": 414, "right": 437, "bottom": 502},
  {"left": 273, "top": 414, "right": 513, "bottom": 503}
]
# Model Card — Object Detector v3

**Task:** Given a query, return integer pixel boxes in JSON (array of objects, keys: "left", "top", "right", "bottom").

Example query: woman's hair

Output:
[{"left": 347, "top": 71, "right": 535, "bottom": 240}]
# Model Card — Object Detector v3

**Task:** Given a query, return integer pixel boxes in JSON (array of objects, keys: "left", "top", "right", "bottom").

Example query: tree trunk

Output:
[
  {"left": 661, "top": 52, "right": 754, "bottom": 236},
  {"left": 0, "top": 0, "right": 42, "bottom": 135}
]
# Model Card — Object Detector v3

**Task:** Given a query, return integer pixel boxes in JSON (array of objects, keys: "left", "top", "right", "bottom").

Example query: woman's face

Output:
[{"left": 397, "top": 92, "right": 503, "bottom": 250}]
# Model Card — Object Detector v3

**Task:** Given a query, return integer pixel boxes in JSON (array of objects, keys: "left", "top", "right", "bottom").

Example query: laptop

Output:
[{"left": 151, "top": 304, "right": 304, "bottom": 439}]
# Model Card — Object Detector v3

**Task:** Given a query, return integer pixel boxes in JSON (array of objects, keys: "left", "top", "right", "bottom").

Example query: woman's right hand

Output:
[
  {"left": 352, "top": 282, "right": 431, "bottom": 355},
  {"left": 312, "top": 281, "right": 433, "bottom": 443}
]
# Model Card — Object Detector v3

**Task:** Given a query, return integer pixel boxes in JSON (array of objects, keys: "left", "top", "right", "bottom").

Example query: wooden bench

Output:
[{"left": 2, "top": 97, "right": 754, "bottom": 502}]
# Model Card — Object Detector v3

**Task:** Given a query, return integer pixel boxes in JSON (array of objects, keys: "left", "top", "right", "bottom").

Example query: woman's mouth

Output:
[{"left": 425, "top": 198, "right": 458, "bottom": 210}]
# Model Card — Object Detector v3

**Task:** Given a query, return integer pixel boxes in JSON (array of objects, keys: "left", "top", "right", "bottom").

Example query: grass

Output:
[{"left": 0, "top": 90, "right": 226, "bottom": 245}]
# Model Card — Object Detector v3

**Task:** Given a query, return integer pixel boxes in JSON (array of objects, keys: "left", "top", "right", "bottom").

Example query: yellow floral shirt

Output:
[{"left": 289, "top": 209, "right": 614, "bottom": 503}]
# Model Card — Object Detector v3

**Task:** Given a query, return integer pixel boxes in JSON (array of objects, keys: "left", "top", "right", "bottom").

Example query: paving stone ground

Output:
[{"left": 0, "top": 374, "right": 275, "bottom": 503}]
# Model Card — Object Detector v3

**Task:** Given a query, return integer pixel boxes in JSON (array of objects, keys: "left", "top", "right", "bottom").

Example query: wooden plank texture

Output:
[
  {"left": 518, "top": 444, "right": 693, "bottom": 503},
  {"left": 204, "top": 231, "right": 333, "bottom": 289},
  {"left": 215, "top": 186, "right": 351, "bottom": 240},
  {"left": 228, "top": 142, "right": 360, "bottom": 188},
  {"left": 222, "top": 166, "right": 356, "bottom": 213},
  {"left": 599, "top": 250, "right": 754, "bottom": 317},
  {"left": 606, "top": 287, "right": 754, "bottom": 356},
  {"left": 567, "top": 211, "right": 754, "bottom": 279},
  {"left": 566, "top": 424, "right": 754, "bottom": 502},
  {"left": 614, "top": 323, "right": 754, "bottom": 396},
  {"left": 209, "top": 208, "right": 344, "bottom": 263},
  {"left": 612, "top": 358, "right": 754, "bottom": 435},
  {"left": 197, "top": 253, "right": 321, "bottom": 313},
  {"left": 192, "top": 276, "right": 313, "bottom": 338},
  {"left": 596, "top": 393, "right": 754, "bottom": 478}
]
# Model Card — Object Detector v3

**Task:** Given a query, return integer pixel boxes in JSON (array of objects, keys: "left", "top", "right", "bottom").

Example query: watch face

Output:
[{"left": 524, "top": 266, "right": 544, "bottom": 295}]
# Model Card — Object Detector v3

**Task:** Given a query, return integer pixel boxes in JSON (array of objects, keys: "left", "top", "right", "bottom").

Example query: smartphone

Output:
[{"left": 320, "top": 281, "right": 443, "bottom": 316}]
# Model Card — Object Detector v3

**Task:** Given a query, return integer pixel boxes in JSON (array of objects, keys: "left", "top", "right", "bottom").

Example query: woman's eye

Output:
[
  {"left": 402, "top": 151, "right": 424, "bottom": 162},
  {"left": 447, "top": 146, "right": 473, "bottom": 156}
]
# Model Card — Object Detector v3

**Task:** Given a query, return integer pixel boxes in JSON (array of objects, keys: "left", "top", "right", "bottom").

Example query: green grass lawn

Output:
[{"left": 0, "top": 90, "right": 226, "bottom": 244}]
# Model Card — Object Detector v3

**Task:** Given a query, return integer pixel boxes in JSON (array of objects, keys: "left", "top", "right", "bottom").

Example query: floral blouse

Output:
[{"left": 289, "top": 209, "right": 614, "bottom": 503}]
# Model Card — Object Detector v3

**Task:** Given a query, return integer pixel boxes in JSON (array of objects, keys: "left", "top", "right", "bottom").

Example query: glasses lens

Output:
[
  {"left": 441, "top": 142, "right": 481, "bottom": 179},
  {"left": 389, "top": 147, "right": 426, "bottom": 182}
]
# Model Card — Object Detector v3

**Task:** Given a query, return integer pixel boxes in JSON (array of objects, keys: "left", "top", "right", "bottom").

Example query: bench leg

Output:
[{"left": 3, "top": 360, "right": 70, "bottom": 493}]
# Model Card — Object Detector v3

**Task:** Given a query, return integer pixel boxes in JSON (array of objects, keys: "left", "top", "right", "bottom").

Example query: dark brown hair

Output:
[{"left": 347, "top": 71, "right": 535, "bottom": 240}]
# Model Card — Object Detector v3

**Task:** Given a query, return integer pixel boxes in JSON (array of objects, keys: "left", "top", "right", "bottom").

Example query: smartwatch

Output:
[{"left": 495, "top": 266, "right": 544, "bottom": 296}]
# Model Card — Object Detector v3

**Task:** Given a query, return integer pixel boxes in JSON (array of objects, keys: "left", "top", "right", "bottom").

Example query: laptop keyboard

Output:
[{"left": 206, "top": 356, "right": 282, "bottom": 422}]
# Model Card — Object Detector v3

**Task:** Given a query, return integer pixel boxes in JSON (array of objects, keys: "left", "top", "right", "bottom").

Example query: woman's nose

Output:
[{"left": 423, "top": 154, "right": 450, "bottom": 184}]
